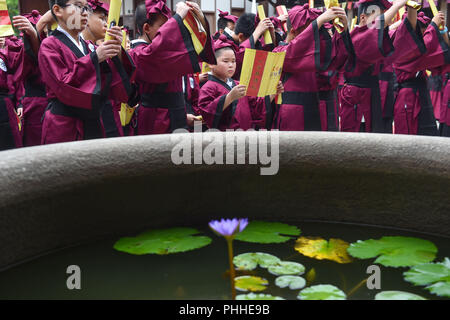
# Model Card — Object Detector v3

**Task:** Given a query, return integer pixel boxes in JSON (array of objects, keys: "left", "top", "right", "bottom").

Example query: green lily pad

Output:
[
  {"left": 233, "top": 252, "right": 281, "bottom": 271},
  {"left": 235, "top": 221, "right": 301, "bottom": 244},
  {"left": 236, "top": 293, "right": 285, "bottom": 300},
  {"left": 268, "top": 261, "right": 305, "bottom": 276},
  {"left": 375, "top": 291, "right": 427, "bottom": 300},
  {"left": 235, "top": 276, "right": 268, "bottom": 292},
  {"left": 298, "top": 284, "right": 346, "bottom": 300},
  {"left": 275, "top": 276, "right": 306, "bottom": 290},
  {"left": 113, "top": 227, "right": 212, "bottom": 255},
  {"left": 347, "top": 236, "right": 437, "bottom": 267},
  {"left": 403, "top": 258, "right": 450, "bottom": 298}
]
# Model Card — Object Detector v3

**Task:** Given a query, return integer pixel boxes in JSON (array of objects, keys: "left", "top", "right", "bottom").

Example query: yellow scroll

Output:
[
  {"left": 121, "top": 29, "right": 127, "bottom": 49},
  {"left": 350, "top": 16, "right": 357, "bottom": 31},
  {"left": 240, "top": 49, "right": 285, "bottom": 98},
  {"left": 257, "top": 5, "right": 272, "bottom": 45},
  {"left": 201, "top": 62, "right": 210, "bottom": 74},
  {"left": 324, "top": 0, "right": 345, "bottom": 33},
  {"left": 427, "top": 0, "right": 444, "bottom": 30},
  {"left": 105, "top": 0, "right": 122, "bottom": 41},
  {"left": 120, "top": 104, "right": 136, "bottom": 126},
  {"left": 0, "top": 0, "right": 14, "bottom": 37}
]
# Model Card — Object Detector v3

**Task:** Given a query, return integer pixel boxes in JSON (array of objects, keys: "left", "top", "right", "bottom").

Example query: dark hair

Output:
[
  {"left": 234, "top": 13, "right": 256, "bottom": 38},
  {"left": 217, "top": 17, "right": 229, "bottom": 31},
  {"left": 48, "top": 0, "right": 70, "bottom": 21},
  {"left": 135, "top": 3, "right": 163, "bottom": 36},
  {"left": 358, "top": 2, "right": 384, "bottom": 18},
  {"left": 214, "top": 46, "right": 235, "bottom": 59},
  {"left": 135, "top": 3, "right": 148, "bottom": 35}
]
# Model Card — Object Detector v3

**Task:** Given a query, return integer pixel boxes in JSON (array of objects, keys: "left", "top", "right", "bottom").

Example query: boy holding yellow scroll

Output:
[{"left": 197, "top": 36, "right": 283, "bottom": 131}]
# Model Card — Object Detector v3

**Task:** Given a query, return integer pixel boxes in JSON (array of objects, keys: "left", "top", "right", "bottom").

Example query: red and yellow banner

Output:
[
  {"left": 184, "top": 11, "right": 207, "bottom": 55},
  {"left": 0, "top": 0, "right": 14, "bottom": 37},
  {"left": 240, "top": 49, "right": 285, "bottom": 98}
]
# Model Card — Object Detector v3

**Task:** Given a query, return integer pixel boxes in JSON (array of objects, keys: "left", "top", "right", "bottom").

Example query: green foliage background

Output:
[{"left": 7, "top": 0, "right": 19, "bottom": 17}]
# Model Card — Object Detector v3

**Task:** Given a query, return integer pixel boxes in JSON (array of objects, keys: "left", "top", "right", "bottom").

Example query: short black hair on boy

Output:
[
  {"left": 217, "top": 17, "right": 229, "bottom": 31},
  {"left": 214, "top": 46, "right": 235, "bottom": 59},
  {"left": 48, "top": 0, "right": 70, "bottom": 21},
  {"left": 135, "top": 3, "right": 164, "bottom": 36},
  {"left": 234, "top": 13, "right": 256, "bottom": 38}
]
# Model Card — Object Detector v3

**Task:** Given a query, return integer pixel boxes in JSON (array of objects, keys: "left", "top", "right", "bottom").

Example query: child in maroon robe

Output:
[
  {"left": 233, "top": 13, "right": 276, "bottom": 80},
  {"left": 197, "top": 36, "right": 283, "bottom": 131},
  {"left": 428, "top": 67, "right": 445, "bottom": 122},
  {"left": 39, "top": 0, "right": 135, "bottom": 144},
  {"left": 128, "top": 0, "right": 215, "bottom": 135},
  {"left": 213, "top": 9, "right": 238, "bottom": 41},
  {"left": 440, "top": 65, "right": 450, "bottom": 136},
  {"left": 82, "top": 0, "right": 126, "bottom": 138},
  {"left": 340, "top": 0, "right": 408, "bottom": 133},
  {"left": 392, "top": 11, "right": 449, "bottom": 135},
  {"left": 0, "top": 37, "right": 23, "bottom": 150},
  {"left": 274, "top": 5, "right": 354, "bottom": 131},
  {"left": 10, "top": 11, "right": 47, "bottom": 147}
]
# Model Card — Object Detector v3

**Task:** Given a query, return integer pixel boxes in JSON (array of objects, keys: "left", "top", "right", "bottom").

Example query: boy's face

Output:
[
  {"left": 212, "top": 49, "right": 236, "bottom": 79},
  {"left": 227, "top": 21, "right": 235, "bottom": 31},
  {"left": 145, "top": 14, "right": 168, "bottom": 41},
  {"left": 87, "top": 10, "right": 107, "bottom": 40},
  {"left": 54, "top": 0, "right": 89, "bottom": 32}
]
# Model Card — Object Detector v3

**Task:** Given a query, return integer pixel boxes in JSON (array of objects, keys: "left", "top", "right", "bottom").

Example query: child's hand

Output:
[
  {"left": 278, "top": 14, "right": 288, "bottom": 23},
  {"left": 176, "top": 2, "right": 190, "bottom": 19},
  {"left": 199, "top": 73, "right": 209, "bottom": 83},
  {"left": 12, "top": 16, "right": 36, "bottom": 38},
  {"left": 432, "top": 12, "right": 445, "bottom": 28},
  {"left": 254, "top": 18, "right": 273, "bottom": 40},
  {"left": 96, "top": 40, "right": 122, "bottom": 62},
  {"left": 106, "top": 26, "right": 123, "bottom": 45},
  {"left": 276, "top": 81, "right": 284, "bottom": 95},
  {"left": 16, "top": 107, "right": 23, "bottom": 119},
  {"left": 228, "top": 85, "right": 247, "bottom": 101},
  {"left": 187, "top": 114, "right": 203, "bottom": 127}
]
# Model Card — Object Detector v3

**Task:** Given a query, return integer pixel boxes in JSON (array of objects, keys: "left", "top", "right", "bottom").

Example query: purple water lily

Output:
[
  {"left": 209, "top": 218, "right": 248, "bottom": 237},
  {"left": 209, "top": 218, "right": 249, "bottom": 300}
]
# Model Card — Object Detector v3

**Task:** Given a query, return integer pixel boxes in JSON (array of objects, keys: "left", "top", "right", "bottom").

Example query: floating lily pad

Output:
[
  {"left": 295, "top": 237, "right": 353, "bottom": 264},
  {"left": 298, "top": 284, "right": 346, "bottom": 300},
  {"left": 113, "top": 227, "right": 212, "bottom": 255},
  {"left": 275, "top": 276, "right": 306, "bottom": 290},
  {"left": 268, "top": 261, "right": 305, "bottom": 276},
  {"left": 235, "top": 221, "right": 301, "bottom": 244},
  {"left": 233, "top": 252, "right": 281, "bottom": 271},
  {"left": 375, "top": 291, "right": 427, "bottom": 300},
  {"left": 236, "top": 293, "right": 285, "bottom": 300},
  {"left": 403, "top": 258, "right": 450, "bottom": 298},
  {"left": 347, "top": 236, "right": 437, "bottom": 267},
  {"left": 235, "top": 276, "right": 268, "bottom": 292}
]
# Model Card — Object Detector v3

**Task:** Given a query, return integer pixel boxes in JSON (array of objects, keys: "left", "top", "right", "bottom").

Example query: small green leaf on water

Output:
[
  {"left": 235, "top": 221, "right": 301, "bottom": 244},
  {"left": 113, "top": 227, "right": 212, "bottom": 255},
  {"left": 403, "top": 258, "right": 450, "bottom": 298},
  {"left": 298, "top": 284, "right": 346, "bottom": 300},
  {"left": 275, "top": 276, "right": 306, "bottom": 290},
  {"left": 347, "top": 236, "right": 437, "bottom": 267},
  {"left": 268, "top": 261, "right": 305, "bottom": 276},
  {"left": 235, "top": 276, "right": 268, "bottom": 292},
  {"left": 305, "top": 268, "right": 316, "bottom": 286},
  {"left": 233, "top": 252, "right": 281, "bottom": 271},
  {"left": 236, "top": 293, "right": 285, "bottom": 300},
  {"left": 375, "top": 291, "right": 426, "bottom": 300}
]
